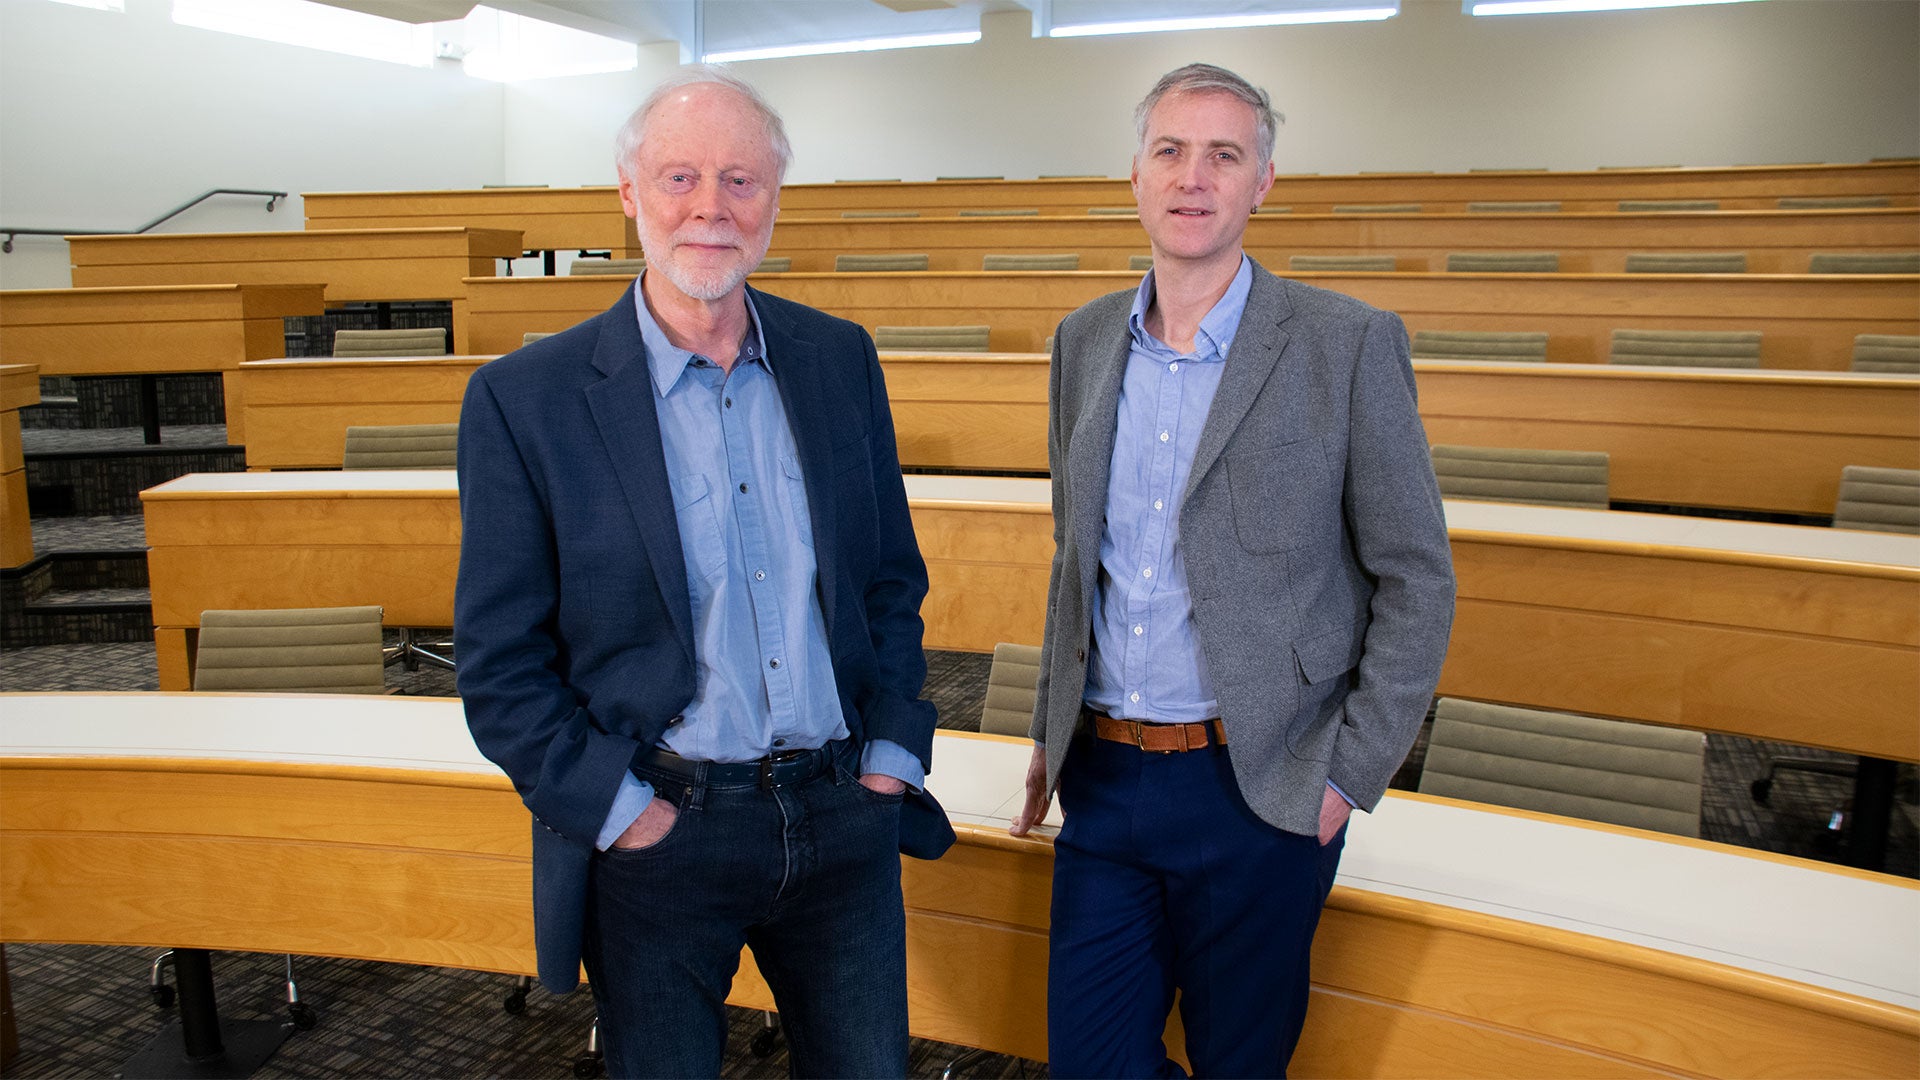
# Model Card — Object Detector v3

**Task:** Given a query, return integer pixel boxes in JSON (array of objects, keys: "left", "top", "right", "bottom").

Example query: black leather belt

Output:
[{"left": 639, "top": 744, "right": 834, "bottom": 789}]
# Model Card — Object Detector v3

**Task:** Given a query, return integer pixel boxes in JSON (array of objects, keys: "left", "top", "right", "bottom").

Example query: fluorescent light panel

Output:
[
  {"left": 172, "top": 0, "right": 432, "bottom": 66},
  {"left": 42, "top": 0, "right": 125, "bottom": 11},
  {"left": 1470, "top": 0, "right": 1763, "bottom": 15},
  {"left": 1051, "top": 7, "right": 1395, "bottom": 37},
  {"left": 703, "top": 30, "right": 980, "bottom": 64}
]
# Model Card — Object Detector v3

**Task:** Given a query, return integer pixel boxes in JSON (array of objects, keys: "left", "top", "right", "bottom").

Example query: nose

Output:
[
  {"left": 1174, "top": 155, "right": 1207, "bottom": 192},
  {"left": 690, "top": 175, "right": 729, "bottom": 220}
]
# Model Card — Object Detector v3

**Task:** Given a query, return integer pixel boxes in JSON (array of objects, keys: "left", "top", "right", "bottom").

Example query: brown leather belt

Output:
[{"left": 1091, "top": 712, "right": 1227, "bottom": 753}]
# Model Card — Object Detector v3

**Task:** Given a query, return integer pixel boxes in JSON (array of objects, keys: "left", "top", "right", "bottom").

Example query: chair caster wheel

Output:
[
  {"left": 290, "top": 1002, "right": 317, "bottom": 1030},
  {"left": 503, "top": 989, "right": 527, "bottom": 1015},
  {"left": 1750, "top": 778, "right": 1773, "bottom": 805},
  {"left": 573, "top": 1054, "right": 602, "bottom": 1078},
  {"left": 751, "top": 1029, "right": 780, "bottom": 1057},
  {"left": 150, "top": 985, "right": 175, "bottom": 1008}
]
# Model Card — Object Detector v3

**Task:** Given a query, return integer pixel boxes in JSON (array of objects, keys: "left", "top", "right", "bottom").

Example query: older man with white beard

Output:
[{"left": 455, "top": 66, "right": 947, "bottom": 1078}]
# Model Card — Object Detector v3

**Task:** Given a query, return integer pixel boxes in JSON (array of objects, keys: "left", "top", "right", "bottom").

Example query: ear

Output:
[
  {"left": 617, "top": 173, "right": 641, "bottom": 220},
  {"left": 1253, "top": 159, "right": 1276, "bottom": 213}
]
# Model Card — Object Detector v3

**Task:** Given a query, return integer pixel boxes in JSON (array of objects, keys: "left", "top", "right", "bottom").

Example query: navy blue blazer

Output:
[{"left": 454, "top": 282, "right": 949, "bottom": 992}]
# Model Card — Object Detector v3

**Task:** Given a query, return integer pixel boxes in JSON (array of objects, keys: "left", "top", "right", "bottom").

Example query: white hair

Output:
[{"left": 614, "top": 64, "right": 793, "bottom": 185}]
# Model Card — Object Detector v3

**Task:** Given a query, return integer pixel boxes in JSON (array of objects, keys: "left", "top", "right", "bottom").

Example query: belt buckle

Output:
[
  {"left": 1130, "top": 719, "right": 1175, "bottom": 754},
  {"left": 759, "top": 757, "right": 777, "bottom": 791}
]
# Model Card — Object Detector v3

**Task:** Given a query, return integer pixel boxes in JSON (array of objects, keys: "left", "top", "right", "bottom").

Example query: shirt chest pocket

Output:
[
  {"left": 670, "top": 474, "right": 727, "bottom": 587},
  {"left": 780, "top": 453, "right": 815, "bottom": 550}
]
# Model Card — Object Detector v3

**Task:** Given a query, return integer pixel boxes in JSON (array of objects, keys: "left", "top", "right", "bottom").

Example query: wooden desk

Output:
[
  {"left": 139, "top": 473, "right": 1919, "bottom": 765},
  {"left": 224, "top": 354, "right": 1918, "bottom": 518},
  {"left": 0, "top": 285, "right": 326, "bottom": 380},
  {"left": 301, "top": 188, "right": 634, "bottom": 260},
  {"left": 768, "top": 208, "right": 1920, "bottom": 274},
  {"left": 776, "top": 162, "right": 1920, "bottom": 217},
  {"left": 2, "top": 695, "right": 1914, "bottom": 1076},
  {"left": 67, "top": 229, "right": 524, "bottom": 353},
  {"left": 464, "top": 271, "right": 1920, "bottom": 370},
  {"left": 0, "top": 365, "right": 39, "bottom": 568},
  {"left": 223, "top": 355, "right": 491, "bottom": 458}
]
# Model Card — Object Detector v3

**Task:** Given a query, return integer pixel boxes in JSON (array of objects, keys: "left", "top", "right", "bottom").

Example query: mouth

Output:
[{"left": 1169, "top": 208, "right": 1213, "bottom": 217}]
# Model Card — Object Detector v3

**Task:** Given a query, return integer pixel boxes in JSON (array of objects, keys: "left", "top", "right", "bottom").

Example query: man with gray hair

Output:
[
  {"left": 1011, "top": 62, "right": 1455, "bottom": 1076},
  {"left": 456, "top": 65, "right": 947, "bottom": 1077}
]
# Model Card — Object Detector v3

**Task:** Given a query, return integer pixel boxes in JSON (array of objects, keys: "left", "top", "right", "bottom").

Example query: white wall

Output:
[
  {"left": 497, "top": 0, "right": 1920, "bottom": 186},
  {"left": 2, "top": 0, "right": 1915, "bottom": 287},
  {"left": 0, "top": 0, "right": 506, "bottom": 289}
]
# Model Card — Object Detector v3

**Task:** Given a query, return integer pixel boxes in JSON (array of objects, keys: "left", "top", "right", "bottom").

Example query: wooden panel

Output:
[
  {"left": 67, "top": 228, "right": 523, "bottom": 305},
  {"left": 768, "top": 208, "right": 1920, "bottom": 273},
  {"left": 230, "top": 358, "right": 489, "bottom": 469},
  {"left": 776, "top": 162, "right": 1920, "bottom": 216},
  {"left": 302, "top": 187, "right": 633, "bottom": 255},
  {"left": 465, "top": 272, "right": 1920, "bottom": 369},
  {"left": 3, "top": 744, "right": 1915, "bottom": 1078},
  {"left": 0, "top": 285, "right": 327, "bottom": 379},
  {"left": 0, "top": 365, "right": 36, "bottom": 568}
]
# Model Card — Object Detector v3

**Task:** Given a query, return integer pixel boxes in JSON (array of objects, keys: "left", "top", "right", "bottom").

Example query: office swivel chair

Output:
[
  {"left": 340, "top": 425, "right": 458, "bottom": 671},
  {"left": 147, "top": 605, "right": 389, "bottom": 1029}
]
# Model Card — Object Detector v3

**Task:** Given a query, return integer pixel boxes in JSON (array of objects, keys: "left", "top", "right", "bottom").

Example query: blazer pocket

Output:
[
  {"left": 1226, "top": 439, "right": 1332, "bottom": 553},
  {"left": 1292, "top": 619, "right": 1366, "bottom": 685}
]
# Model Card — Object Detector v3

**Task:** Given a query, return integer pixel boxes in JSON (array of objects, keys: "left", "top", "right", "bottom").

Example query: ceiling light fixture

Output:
[
  {"left": 703, "top": 30, "right": 980, "bottom": 64},
  {"left": 1049, "top": 7, "right": 1397, "bottom": 37}
]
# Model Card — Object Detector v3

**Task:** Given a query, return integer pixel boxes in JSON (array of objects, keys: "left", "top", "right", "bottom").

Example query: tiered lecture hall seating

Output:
[{"left": 9, "top": 160, "right": 1918, "bottom": 1076}]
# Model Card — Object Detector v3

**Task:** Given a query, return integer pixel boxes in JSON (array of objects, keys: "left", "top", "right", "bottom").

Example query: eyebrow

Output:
[{"left": 1152, "top": 134, "right": 1246, "bottom": 154}]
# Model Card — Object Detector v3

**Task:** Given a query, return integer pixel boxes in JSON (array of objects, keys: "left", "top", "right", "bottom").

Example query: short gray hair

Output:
[
  {"left": 614, "top": 64, "right": 793, "bottom": 185},
  {"left": 1134, "top": 63, "right": 1281, "bottom": 168}
]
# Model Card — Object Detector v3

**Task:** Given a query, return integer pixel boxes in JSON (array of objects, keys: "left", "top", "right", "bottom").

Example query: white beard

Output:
[{"left": 636, "top": 224, "right": 766, "bottom": 302}]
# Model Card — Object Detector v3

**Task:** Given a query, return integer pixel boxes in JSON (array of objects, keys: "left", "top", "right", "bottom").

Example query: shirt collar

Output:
[
  {"left": 633, "top": 271, "right": 771, "bottom": 397},
  {"left": 1127, "top": 253, "right": 1254, "bottom": 362}
]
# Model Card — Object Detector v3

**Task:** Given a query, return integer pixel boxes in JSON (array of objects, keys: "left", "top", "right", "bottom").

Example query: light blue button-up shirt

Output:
[
  {"left": 1083, "top": 257, "right": 1249, "bottom": 723},
  {"left": 595, "top": 279, "right": 922, "bottom": 849}
]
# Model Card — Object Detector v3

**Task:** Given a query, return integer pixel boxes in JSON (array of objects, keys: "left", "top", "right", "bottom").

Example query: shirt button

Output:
[
  {"left": 769, "top": 658, "right": 781, "bottom": 669},
  {"left": 739, "top": 482, "right": 749, "bottom": 493},
  {"left": 1158, "top": 431, "right": 1170, "bottom": 443},
  {"left": 1129, "top": 692, "right": 1140, "bottom": 704},
  {"left": 773, "top": 738, "right": 786, "bottom": 747},
  {"left": 754, "top": 569, "right": 766, "bottom": 581},
  {"left": 1141, "top": 567, "right": 1152, "bottom": 578},
  {"left": 1133, "top": 625, "right": 1143, "bottom": 636},
  {"left": 725, "top": 397, "right": 733, "bottom": 408},
  {"left": 1169, "top": 362, "right": 1179, "bottom": 372},
  {"left": 1153, "top": 498, "right": 1164, "bottom": 511}
]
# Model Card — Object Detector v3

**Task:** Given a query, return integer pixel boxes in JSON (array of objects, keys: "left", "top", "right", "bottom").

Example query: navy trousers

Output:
[
  {"left": 1048, "top": 734, "right": 1346, "bottom": 1079},
  {"left": 581, "top": 746, "right": 908, "bottom": 1079}
]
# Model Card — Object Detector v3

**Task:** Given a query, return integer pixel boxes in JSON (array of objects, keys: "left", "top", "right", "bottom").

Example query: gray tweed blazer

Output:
[{"left": 1030, "top": 259, "right": 1456, "bottom": 836}]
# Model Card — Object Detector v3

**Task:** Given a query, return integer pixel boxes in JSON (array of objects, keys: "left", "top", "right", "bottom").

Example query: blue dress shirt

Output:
[
  {"left": 1083, "top": 257, "right": 1249, "bottom": 722},
  {"left": 1083, "top": 258, "right": 1352, "bottom": 807},
  {"left": 596, "top": 279, "right": 922, "bottom": 849}
]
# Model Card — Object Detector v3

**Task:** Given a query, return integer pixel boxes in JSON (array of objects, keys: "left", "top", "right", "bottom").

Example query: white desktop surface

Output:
[
  {"left": 143, "top": 470, "right": 1918, "bottom": 570},
  {"left": 5, "top": 693, "right": 1913, "bottom": 1012}
]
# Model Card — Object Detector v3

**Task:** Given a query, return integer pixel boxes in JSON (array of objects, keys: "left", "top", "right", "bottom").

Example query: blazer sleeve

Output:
[
  {"left": 1028, "top": 324, "right": 1071, "bottom": 746},
  {"left": 849, "top": 330, "right": 940, "bottom": 769},
  {"left": 1327, "top": 308, "right": 1457, "bottom": 810},
  {"left": 454, "top": 369, "right": 644, "bottom": 846}
]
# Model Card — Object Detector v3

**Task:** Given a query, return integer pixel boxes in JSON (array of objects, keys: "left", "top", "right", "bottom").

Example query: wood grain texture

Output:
[
  {"left": 776, "top": 162, "right": 1920, "bottom": 216},
  {"left": 67, "top": 229, "right": 522, "bottom": 307},
  {"left": 465, "top": 271, "right": 1920, "bottom": 368},
  {"left": 302, "top": 187, "right": 633, "bottom": 255},
  {"left": 0, "top": 285, "right": 326, "bottom": 378},
  {"left": 767, "top": 208, "right": 1920, "bottom": 273},
  {"left": 0, "top": 365, "right": 36, "bottom": 568},
  {"left": 229, "top": 357, "right": 491, "bottom": 468},
  {"left": 3, "top": 751, "right": 1913, "bottom": 1077}
]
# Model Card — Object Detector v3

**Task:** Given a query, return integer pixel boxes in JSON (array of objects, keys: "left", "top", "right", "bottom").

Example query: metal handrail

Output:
[{"left": 1, "top": 188, "right": 288, "bottom": 253}]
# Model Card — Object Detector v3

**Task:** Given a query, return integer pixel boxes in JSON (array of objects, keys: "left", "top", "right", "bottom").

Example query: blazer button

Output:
[{"left": 1076, "top": 648, "right": 1086, "bottom": 662}]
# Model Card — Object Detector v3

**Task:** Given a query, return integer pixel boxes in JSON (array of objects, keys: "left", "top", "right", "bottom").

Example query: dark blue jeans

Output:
[
  {"left": 581, "top": 746, "right": 908, "bottom": 1079},
  {"left": 1048, "top": 735, "right": 1346, "bottom": 1079}
]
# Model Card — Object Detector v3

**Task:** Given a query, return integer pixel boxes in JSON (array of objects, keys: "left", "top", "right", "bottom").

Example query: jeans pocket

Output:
[{"left": 603, "top": 805, "right": 690, "bottom": 861}]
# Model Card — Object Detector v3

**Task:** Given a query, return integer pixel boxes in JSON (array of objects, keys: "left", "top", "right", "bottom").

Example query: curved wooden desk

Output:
[
  {"left": 301, "top": 187, "right": 634, "bottom": 259},
  {"left": 138, "top": 473, "right": 1920, "bottom": 768},
  {"left": 0, "top": 365, "right": 40, "bottom": 568},
  {"left": 463, "top": 271, "right": 1920, "bottom": 369},
  {"left": 775, "top": 162, "right": 1920, "bottom": 217},
  {"left": 2, "top": 695, "right": 1914, "bottom": 1076},
  {"left": 765, "top": 208, "right": 1920, "bottom": 274}
]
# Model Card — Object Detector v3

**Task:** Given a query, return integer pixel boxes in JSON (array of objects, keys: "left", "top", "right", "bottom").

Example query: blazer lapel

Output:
[
  {"left": 1070, "top": 318, "right": 1131, "bottom": 600},
  {"left": 582, "top": 282, "right": 696, "bottom": 663},
  {"left": 1183, "top": 263, "right": 1293, "bottom": 505},
  {"left": 755, "top": 288, "right": 841, "bottom": 642}
]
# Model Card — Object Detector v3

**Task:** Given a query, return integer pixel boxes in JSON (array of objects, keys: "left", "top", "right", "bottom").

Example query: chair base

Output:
[{"left": 124, "top": 1017, "right": 292, "bottom": 1080}]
